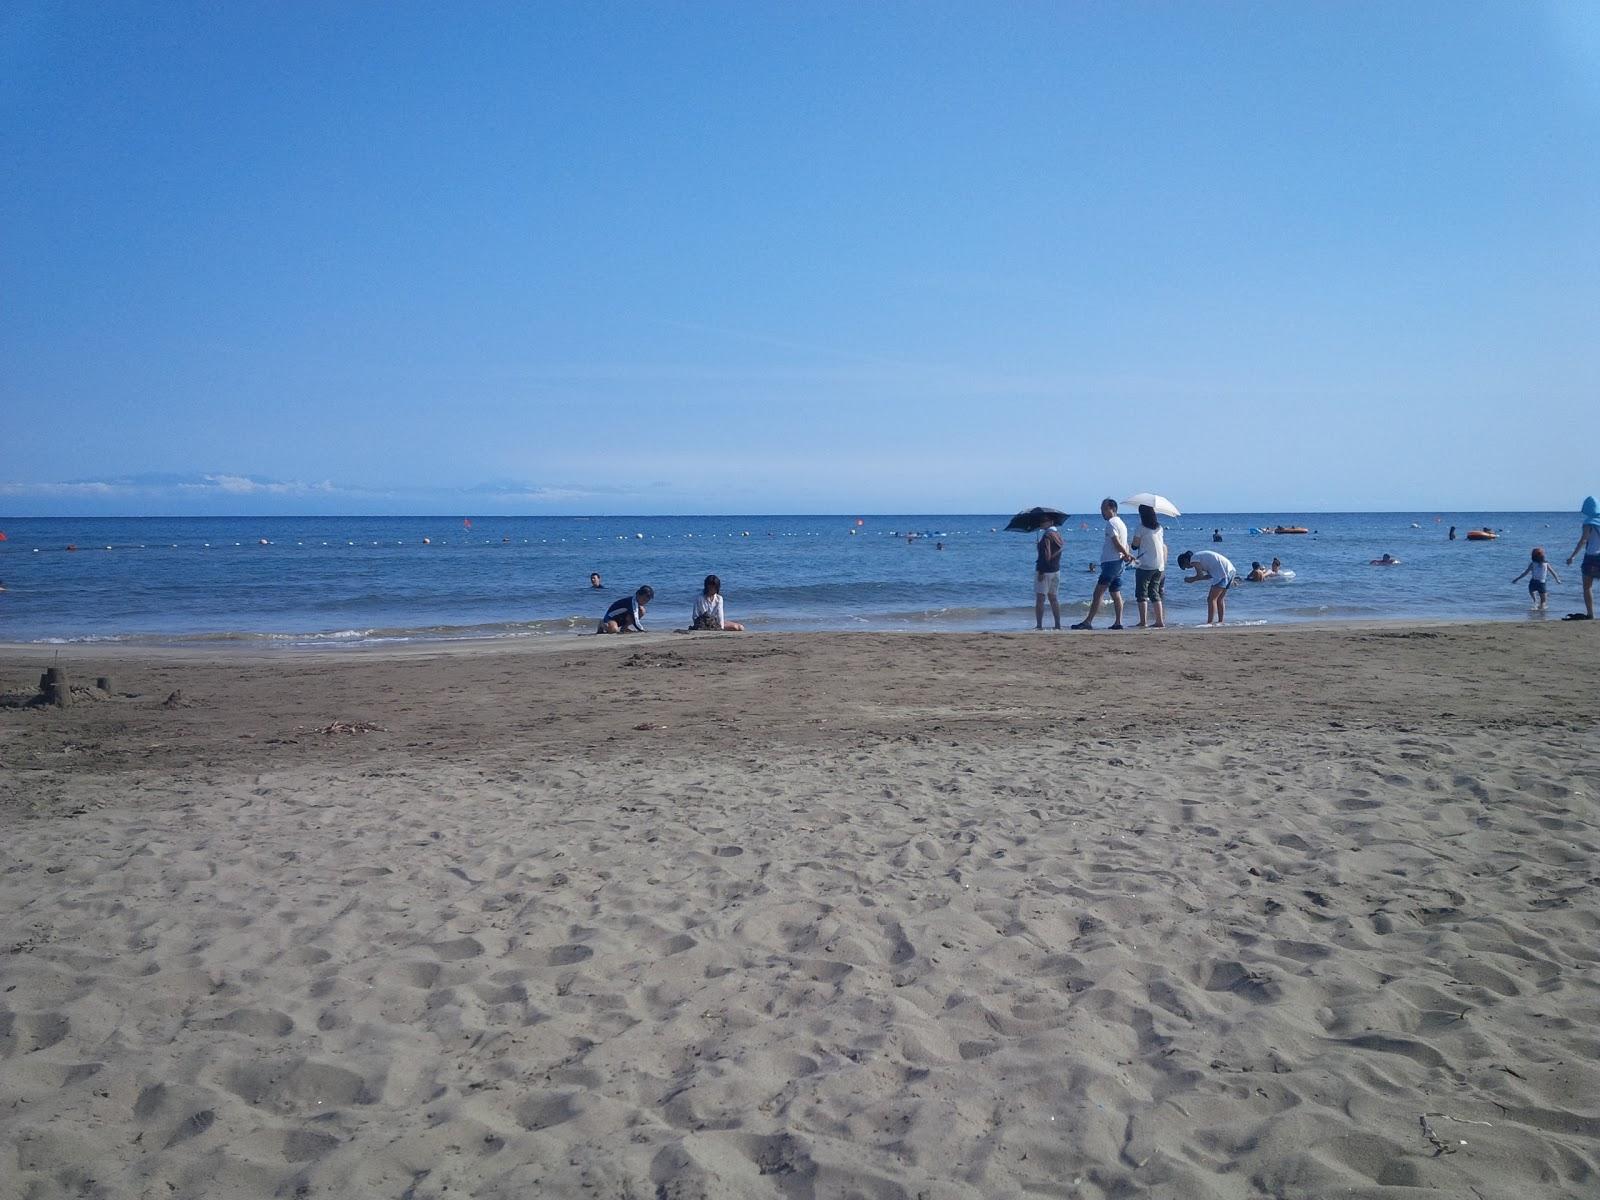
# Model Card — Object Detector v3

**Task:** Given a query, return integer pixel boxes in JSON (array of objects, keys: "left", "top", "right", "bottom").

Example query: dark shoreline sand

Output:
[{"left": 2, "top": 625, "right": 1596, "bottom": 1198}]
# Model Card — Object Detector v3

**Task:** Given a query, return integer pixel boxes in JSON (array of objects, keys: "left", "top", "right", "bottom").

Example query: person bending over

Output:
[
  {"left": 1177, "top": 549, "right": 1236, "bottom": 626},
  {"left": 599, "top": 586, "right": 653, "bottom": 633}
]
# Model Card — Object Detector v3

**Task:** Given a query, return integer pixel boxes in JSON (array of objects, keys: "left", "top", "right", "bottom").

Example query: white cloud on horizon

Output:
[
  {"left": 0, "top": 474, "right": 638, "bottom": 507},
  {"left": 179, "top": 474, "right": 338, "bottom": 496}
]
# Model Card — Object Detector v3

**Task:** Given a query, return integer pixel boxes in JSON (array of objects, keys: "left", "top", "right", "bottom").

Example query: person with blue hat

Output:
[{"left": 1564, "top": 497, "right": 1600, "bottom": 620}]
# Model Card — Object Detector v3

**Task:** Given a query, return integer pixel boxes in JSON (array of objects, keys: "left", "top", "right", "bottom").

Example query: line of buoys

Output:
[{"left": 7, "top": 528, "right": 948, "bottom": 555}]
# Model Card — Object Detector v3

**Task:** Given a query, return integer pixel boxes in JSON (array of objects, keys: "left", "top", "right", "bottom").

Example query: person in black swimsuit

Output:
[{"left": 599, "top": 586, "right": 654, "bottom": 633}]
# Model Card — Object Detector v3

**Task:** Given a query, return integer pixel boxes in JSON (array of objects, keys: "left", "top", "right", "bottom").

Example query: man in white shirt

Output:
[{"left": 1071, "top": 499, "right": 1133, "bottom": 630}]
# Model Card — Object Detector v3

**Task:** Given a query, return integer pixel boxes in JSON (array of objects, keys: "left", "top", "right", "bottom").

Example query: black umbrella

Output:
[{"left": 1005, "top": 506, "right": 1068, "bottom": 533}]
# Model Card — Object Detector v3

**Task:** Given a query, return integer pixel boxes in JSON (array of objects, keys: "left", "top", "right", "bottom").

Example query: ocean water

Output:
[{"left": 0, "top": 513, "right": 1584, "bottom": 647}]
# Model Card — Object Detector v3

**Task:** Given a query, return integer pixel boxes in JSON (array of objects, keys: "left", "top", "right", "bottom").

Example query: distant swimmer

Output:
[
  {"left": 589, "top": 572, "right": 604, "bottom": 589},
  {"left": 1449, "top": 525, "right": 1457, "bottom": 540},
  {"left": 598, "top": 585, "right": 653, "bottom": 634},
  {"left": 1212, "top": 529, "right": 1223, "bottom": 543},
  {"left": 1370, "top": 553, "right": 1401, "bottom": 565},
  {"left": 1512, "top": 548, "right": 1559, "bottom": 611}
]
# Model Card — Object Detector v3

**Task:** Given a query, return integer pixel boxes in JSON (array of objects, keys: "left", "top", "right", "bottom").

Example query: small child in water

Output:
[{"left": 1512, "top": 548, "right": 1559, "bottom": 610}]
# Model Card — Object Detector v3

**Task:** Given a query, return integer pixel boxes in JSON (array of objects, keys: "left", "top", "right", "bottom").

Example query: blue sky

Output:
[{"left": 3, "top": 2, "right": 1597, "bottom": 516}]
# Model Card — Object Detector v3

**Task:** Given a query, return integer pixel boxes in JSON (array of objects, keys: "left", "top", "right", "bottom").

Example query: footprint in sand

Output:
[{"left": 548, "top": 943, "right": 594, "bottom": 966}]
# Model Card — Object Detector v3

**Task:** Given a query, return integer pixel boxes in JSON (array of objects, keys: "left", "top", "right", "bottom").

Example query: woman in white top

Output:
[
  {"left": 691, "top": 574, "right": 745, "bottom": 631},
  {"left": 1129, "top": 504, "right": 1167, "bottom": 628}
]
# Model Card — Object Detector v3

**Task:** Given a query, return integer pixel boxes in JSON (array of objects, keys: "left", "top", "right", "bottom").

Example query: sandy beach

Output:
[{"left": 1, "top": 623, "right": 1596, "bottom": 1199}]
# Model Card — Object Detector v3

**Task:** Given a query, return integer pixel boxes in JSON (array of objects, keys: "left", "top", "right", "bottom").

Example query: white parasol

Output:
[{"left": 1123, "top": 492, "right": 1181, "bottom": 518}]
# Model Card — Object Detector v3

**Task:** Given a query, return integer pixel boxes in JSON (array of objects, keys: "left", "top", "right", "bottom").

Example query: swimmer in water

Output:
[
  {"left": 589, "top": 572, "right": 604, "bottom": 589},
  {"left": 1370, "top": 553, "right": 1401, "bottom": 565}
]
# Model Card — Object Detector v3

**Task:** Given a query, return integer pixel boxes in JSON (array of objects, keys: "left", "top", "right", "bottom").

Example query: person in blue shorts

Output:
[
  {"left": 1072, "top": 498, "right": 1133, "bottom": 630},
  {"left": 1512, "top": 548, "right": 1559, "bottom": 611},
  {"left": 1177, "top": 549, "right": 1237, "bottom": 626}
]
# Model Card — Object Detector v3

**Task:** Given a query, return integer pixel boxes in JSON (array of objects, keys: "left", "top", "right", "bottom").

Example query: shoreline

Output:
[{"left": 0, "top": 611, "right": 1584, "bottom": 662}]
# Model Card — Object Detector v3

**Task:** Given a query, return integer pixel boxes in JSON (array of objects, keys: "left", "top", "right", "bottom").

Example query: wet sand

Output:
[{"left": 2, "top": 623, "right": 1596, "bottom": 1198}]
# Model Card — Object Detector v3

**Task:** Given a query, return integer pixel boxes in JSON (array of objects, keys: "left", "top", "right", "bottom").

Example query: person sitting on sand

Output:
[
  {"left": 589, "top": 572, "right": 604, "bottom": 589},
  {"left": 1370, "top": 553, "right": 1401, "bottom": 566},
  {"left": 1512, "top": 548, "right": 1559, "bottom": 611},
  {"left": 599, "top": 585, "right": 653, "bottom": 633},
  {"left": 1564, "top": 497, "right": 1600, "bottom": 620},
  {"left": 1246, "top": 561, "right": 1268, "bottom": 582},
  {"left": 690, "top": 575, "right": 744, "bottom": 631},
  {"left": 1177, "top": 549, "right": 1236, "bottom": 626}
]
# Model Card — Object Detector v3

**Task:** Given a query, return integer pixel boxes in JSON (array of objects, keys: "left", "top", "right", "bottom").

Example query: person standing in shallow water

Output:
[
  {"left": 1033, "top": 521, "right": 1063, "bottom": 630},
  {"left": 1177, "top": 549, "right": 1237, "bottom": 626}
]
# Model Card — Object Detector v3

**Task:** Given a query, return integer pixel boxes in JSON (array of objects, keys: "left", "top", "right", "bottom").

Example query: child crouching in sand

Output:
[{"left": 1512, "top": 548, "right": 1559, "bottom": 610}]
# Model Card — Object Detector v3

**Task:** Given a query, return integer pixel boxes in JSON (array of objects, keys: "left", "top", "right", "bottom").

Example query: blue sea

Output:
[{"left": 0, "top": 513, "right": 1582, "bottom": 647}]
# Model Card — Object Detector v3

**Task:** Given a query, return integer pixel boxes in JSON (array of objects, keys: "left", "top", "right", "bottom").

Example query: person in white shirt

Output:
[
  {"left": 1177, "top": 549, "right": 1237, "bottom": 626},
  {"left": 690, "top": 574, "right": 744, "bottom": 631},
  {"left": 1512, "top": 548, "right": 1560, "bottom": 611},
  {"left": 1129, "top": 504, "right": 1167, "bottom": 628},
  {"left": 1071, "top": 498, "right": 1133, "bottom": 630}
]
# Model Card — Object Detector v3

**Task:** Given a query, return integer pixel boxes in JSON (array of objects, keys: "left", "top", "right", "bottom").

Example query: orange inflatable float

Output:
[{"left": 1466, "top": 530, "right": 1496, "bottom": 541}]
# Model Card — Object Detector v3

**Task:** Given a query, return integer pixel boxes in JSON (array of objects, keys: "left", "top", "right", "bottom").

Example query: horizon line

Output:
[{"left": 0, "top": 508, "right": 1581, "bottom": 521}]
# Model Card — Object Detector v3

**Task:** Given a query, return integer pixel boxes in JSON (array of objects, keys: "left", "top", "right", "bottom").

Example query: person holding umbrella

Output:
[
  {"left": 1034, "top": 518, "right": 1064, "bottom": 629},
  {"left": 1122, "top": 492, "right": 1179, "bottom": 629},
  {"left": 1005, "top": 507, "right": 1068, "bottom": 630},
  {"left": 1071, "top": 499, "right": 1133, "bottom": 630}
]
